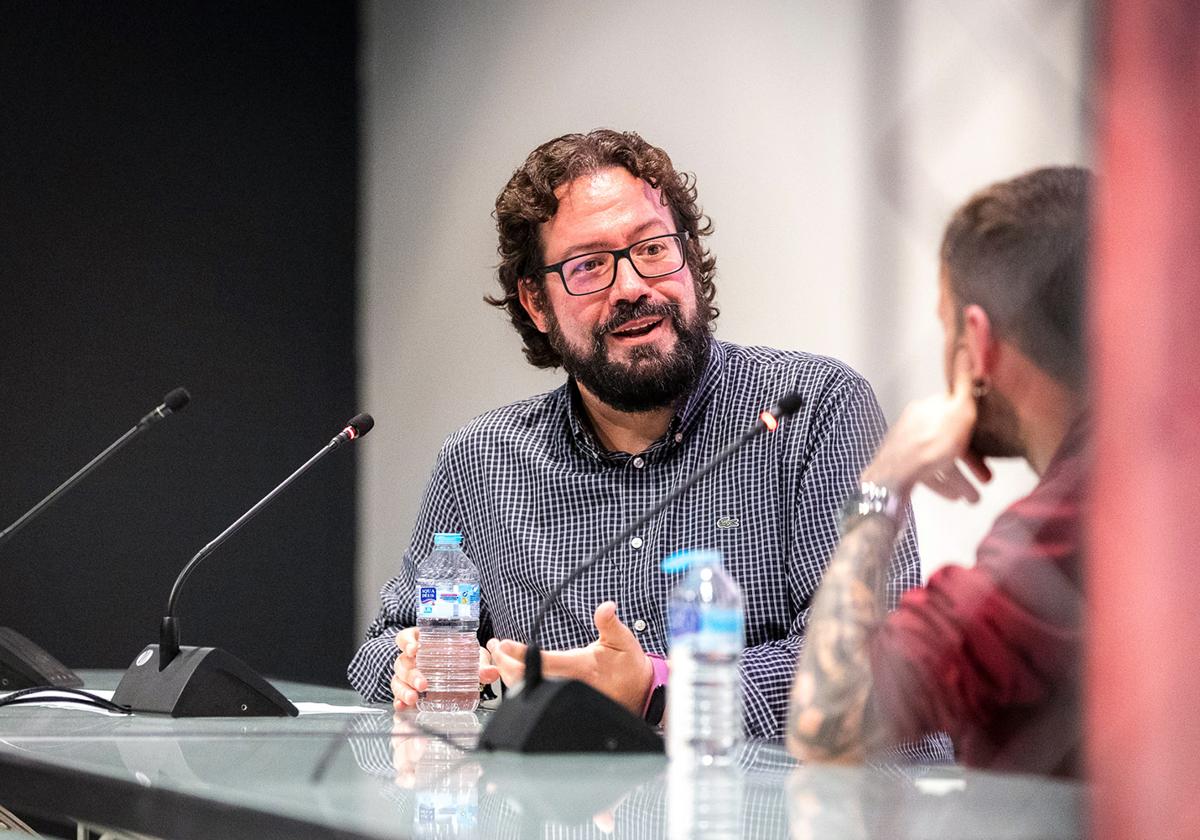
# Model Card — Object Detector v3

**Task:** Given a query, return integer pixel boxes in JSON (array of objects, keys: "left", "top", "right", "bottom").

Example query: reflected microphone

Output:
[
  {"left": 478, "top": 393, "right": 804, "bottom": 753},
  {"left": 112, "top": 413, "right": 373, "bottom": 717},
  {"left": 0, "top": 387, "right": 190, "bottom": 691}
]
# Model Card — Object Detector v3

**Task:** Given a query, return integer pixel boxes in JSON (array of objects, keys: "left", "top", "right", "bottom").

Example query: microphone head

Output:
[
  {"left": 775, "top": 392, "right": 804, "bottom": 418},
  {"left": 347, "top": 413, "right": 374, "bottom": 437},
  {"left": 163, "top": 387, "right": 191, "bottom": 413}
]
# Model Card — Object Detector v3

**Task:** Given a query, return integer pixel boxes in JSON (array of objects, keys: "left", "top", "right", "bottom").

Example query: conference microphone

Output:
[
  {"left": 478, "top": 393, "right": 805, "bottom": 753},
  {"left": 0, "top": 387, "right": 191, "bottom": 549},
  {"left": 0, "top": 387, "right": 191, "bottom": 692},
  {"left": 112, "top": 413, "right": 374, "bottom": 717}
]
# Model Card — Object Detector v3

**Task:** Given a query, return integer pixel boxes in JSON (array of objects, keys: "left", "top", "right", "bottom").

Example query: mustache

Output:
[{"left": 596, "top": 300, "right": 682, "bottom": 337}]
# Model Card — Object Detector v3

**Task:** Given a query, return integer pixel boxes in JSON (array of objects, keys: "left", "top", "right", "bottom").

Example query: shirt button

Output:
[
  {"left": 674, "top": 433, "right": 683, "bottom": 443},
  {"left": 630, "top": 536, "right": 644, "bottom": 550},
  {"left": 633, "top": 619, "right": 647, "bottom": 633},
  {"left": 633, "top": 456, "right": 645, "bottom": 468}
]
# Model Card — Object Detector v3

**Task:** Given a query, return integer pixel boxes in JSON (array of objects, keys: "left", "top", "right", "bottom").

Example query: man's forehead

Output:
[
  {"left": 550, "top": 167, "right": 667, "bottom": 220},
  {"left": 556, "top": 165, "right": 662, "bottom": 204}
]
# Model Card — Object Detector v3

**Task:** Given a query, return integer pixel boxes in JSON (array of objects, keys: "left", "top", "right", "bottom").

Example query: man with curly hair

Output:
[{"left": 349, "top": 129, "right": 924, "bottom": 740}]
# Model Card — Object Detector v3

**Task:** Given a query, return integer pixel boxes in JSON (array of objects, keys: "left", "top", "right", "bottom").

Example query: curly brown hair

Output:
[{"left": 486, "top": 129, "right": 719, "bottom": 369}]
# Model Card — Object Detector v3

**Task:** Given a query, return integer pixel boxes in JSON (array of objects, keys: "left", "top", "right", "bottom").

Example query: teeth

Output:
[{"left": 613, "top": 318, "right": 660, "bottom": 337}]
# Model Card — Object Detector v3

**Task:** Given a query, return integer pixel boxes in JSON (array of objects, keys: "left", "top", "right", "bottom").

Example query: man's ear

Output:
[
  {"left": 518, "top": 278, "right": 550, "bottom": 334},
  {"left": 960, "top": 304, "right": 996, "bottom": 380}
]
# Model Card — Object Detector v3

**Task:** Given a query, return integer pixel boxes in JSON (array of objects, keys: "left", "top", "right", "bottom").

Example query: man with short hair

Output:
[
  {"left": 787, "top": 167, "right": 1089, "bottom": 775},
  {"left": 349, "top": 129, "right": 922, "bottom": 738}
]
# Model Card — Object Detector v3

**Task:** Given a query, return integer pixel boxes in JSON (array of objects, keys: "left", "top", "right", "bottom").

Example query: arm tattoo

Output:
[{"left": 787, "top": 515, "right": 898, "bottom": 761}]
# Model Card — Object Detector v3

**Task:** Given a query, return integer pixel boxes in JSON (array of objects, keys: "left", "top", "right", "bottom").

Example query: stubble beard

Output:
[{"left": 970, "top": 388, "right": 1026, "bottom": 459}]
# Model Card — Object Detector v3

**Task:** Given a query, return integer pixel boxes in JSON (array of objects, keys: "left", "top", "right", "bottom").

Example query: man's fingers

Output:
[
  {"left": 486, "top": 638, "right": 526, "bottom": 683},
  {"left": 394, "top": 627, "right": 420, "bottom": 649},
  {"left": 479, "top": 647, "right": 500, "bottom": 685},
  {"left": 593, "top": 600, "right": 636, "bottom": 649},
  {"left": 926, "top": 464, "right": 980, "bottom": 503},
  {"left": 950, "top": 345, "right": 974, "bottom": 400},
  {"left": 963, "top": 450, "right": 993, "bottom": 484}
]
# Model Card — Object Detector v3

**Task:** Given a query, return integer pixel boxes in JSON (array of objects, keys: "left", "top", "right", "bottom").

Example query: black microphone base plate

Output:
[
  {"left": 478, "top": 678, "right": 663, "bottom": 754},
  {"left": 112, "top": 645, "right": 297, "bottom": 717},
  {"left": 0, "top": 627, "right": 84, "bottom": 690}
]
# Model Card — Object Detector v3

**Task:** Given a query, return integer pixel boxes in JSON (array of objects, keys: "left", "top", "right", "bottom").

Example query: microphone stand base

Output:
[
  {"left": 478, "top": 678, "right": 663, "bottom": 753},
  {"left": 0, "top": 627, "right": 83, "bottom": 690},
  {"left": 112, "top": 645, "right": 297, "bottom": 717}
]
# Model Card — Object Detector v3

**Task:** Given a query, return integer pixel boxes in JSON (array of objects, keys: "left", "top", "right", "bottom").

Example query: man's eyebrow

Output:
[{"left": 550, "top": 220, "right": 672, "bottom": 263}]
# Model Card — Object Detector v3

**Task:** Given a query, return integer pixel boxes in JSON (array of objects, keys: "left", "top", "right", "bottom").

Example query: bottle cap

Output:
[
  {"left": 432, "top": 533, "right": 464, "bottom": 546},
  {"left": 661, "top": 548, "right": 722, "bottom": 574}
]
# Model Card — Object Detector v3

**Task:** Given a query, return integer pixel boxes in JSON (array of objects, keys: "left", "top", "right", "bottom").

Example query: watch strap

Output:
[
  {"left": 841, "top": 480, "right": 904, "bottom": 534},
  {"left": 642, "top": 653, "right": 669, "bottom": 725}
]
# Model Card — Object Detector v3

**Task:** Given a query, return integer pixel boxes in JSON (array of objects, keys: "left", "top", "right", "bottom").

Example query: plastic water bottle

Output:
[
  {"left": 415, "top": 533, "right": 481, "bottom": 712},
  {"left": 664, "top": 549, "right": 744, "bottom": 764}
]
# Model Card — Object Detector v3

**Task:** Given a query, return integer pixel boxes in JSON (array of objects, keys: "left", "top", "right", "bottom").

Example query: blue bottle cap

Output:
[
  {"left": 661, "top": 548, "right": 722, "bottom": 574},
  {"left": 432, "top": 533, "right": 464, "bottom": 546}
]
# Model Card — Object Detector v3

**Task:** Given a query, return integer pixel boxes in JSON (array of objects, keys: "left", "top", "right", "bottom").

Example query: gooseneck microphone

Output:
[
  {"left": 0, "top": 388, "right": 190, "bottom": 692},
  {"left": 478, "top": 393, "right": 804, "bottom": 753},
  {"left": 112, "top": 413, "right": 373, "bottom": 717},
  {"left": 0, "top": 387, "right": 191, "bottom": 549}
]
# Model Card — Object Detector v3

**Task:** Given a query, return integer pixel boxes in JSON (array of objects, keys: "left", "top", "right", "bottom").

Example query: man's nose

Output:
[{"left": 609, "top": 255, "right": 652, "bottom": 302}]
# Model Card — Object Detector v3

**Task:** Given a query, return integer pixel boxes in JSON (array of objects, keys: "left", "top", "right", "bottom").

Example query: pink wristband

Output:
[{"left": 642, "top": 653, "right": 670, "bottom": 718}]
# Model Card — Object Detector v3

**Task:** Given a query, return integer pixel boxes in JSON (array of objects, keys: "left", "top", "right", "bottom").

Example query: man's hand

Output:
[
  {"left": 485, "top": 601, "right": 654, "bottom": 715},
  {"left": 390, "top": 627, "right": 501, "bottom": 711},
  {"left": 863, "top": 347, "right": 992, "bottom": 501}
]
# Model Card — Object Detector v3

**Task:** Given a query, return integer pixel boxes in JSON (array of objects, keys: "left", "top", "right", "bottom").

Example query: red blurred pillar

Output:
[{"left": 1090, "top": 1, "right": 1200, "bottom": 838}]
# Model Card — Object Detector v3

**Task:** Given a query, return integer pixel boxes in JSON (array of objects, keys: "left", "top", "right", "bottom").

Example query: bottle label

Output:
[
  {"left": 669, "top": 605, "right": 743, "bottom": 653},
  {"left": 418, "top": 583, "right": 480, "bottom": 619}
]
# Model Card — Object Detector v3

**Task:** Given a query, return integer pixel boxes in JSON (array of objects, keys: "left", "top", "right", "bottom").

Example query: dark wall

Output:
[{"left": 0, "top": 3, "right": 359, "bottom": 686}]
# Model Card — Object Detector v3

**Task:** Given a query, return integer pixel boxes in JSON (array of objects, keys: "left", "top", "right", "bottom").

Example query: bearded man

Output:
[{"left": 349, "top": 129, "right": 922, "bottom": 739}]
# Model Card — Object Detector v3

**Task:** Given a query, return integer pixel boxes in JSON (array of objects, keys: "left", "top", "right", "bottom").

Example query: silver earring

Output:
[{"left": 972, "top": 379, "right": 990, "bottom": 399}]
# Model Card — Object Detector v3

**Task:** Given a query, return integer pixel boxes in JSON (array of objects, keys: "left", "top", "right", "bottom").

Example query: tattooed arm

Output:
[
  {"left": 787, "top": 514, "right": 899, "bottom": 761},
  {"left": 787, "top": 348, "right": 991, "bottom": 762}
]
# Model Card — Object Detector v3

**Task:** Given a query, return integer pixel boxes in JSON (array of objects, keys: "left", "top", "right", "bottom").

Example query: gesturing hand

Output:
[
  {"left": 486, "top": 601, "right": 654, "bottom": 715},
  {"left": 863, "top": 347, "right": 993, "bottom": 501}
]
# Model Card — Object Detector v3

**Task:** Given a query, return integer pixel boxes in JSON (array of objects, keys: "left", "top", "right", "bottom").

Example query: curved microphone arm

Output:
[
  {"left": 523, "top": 393, "right": 803, "bottom": 689},
  {"left": 159, "top": 414, "right": 373, "bottom": 668},
  {"left": 0, "top": 387, "right": 190, "bottom": 549}
]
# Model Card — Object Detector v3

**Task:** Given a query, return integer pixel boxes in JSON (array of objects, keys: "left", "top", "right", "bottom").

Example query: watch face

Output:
[{"left": 645, "top": 685, "right": 667, "bottom": 726}]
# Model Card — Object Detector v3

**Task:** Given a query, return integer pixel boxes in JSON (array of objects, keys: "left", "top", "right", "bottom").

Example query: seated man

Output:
[
  {"left": 349, "top": 129, "right": 921, "bottom": 739},
  {"left": 788, "top": 167, "right": 1089, "bottom": 775}
]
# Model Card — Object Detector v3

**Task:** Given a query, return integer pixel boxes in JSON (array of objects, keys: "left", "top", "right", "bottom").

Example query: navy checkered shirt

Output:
[{"left": 349, "top": 339, "right": 922, "bottom": 739}]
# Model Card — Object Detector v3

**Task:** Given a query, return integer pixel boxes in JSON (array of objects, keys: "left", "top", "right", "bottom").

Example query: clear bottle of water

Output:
[
  {"left": 664, "top": 549, "right": 744, "bottom": 764},
  {"left": 415, "top": 533, "right": 481, "bottom": 712}
]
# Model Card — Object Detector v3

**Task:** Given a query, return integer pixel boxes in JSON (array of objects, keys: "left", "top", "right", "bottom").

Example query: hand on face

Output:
[
  {"left": 485, "top": 601, "right": 655, "bottom": 715},
  {"left": 390, "top": 627, "right": 501, "bottom": 711},
  {"left": 862, "top": 347, "right": 993, "bottom": 501}
]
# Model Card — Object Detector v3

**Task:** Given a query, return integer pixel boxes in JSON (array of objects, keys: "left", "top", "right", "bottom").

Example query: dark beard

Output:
[
  {"left": 970, "top": 388, "right": 1025, "bottom": 458},
  {"left": 546, "top": 298, "right": 711, "bottom": 413}
]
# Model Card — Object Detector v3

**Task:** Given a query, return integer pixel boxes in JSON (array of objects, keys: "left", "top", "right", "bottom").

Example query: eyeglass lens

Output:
[{"left": 562, "top": 234, "right": 685, "bottom": 294}]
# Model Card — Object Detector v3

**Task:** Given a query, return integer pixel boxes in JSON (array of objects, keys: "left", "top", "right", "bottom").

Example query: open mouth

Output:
[{"left": 609, "top": 316, "right": 665, "bottom": 339}]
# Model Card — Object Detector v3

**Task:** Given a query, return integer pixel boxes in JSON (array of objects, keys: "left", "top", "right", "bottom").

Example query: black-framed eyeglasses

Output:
[{"left": 537, "top": 231, "right": 690, "bottom": 296}]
